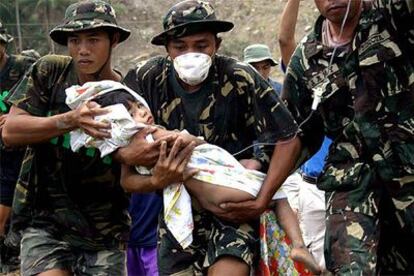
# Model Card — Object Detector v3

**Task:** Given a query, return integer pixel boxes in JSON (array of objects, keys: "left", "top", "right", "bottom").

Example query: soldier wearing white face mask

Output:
[{"left": 122, "top": 1, "right": 306, "bottom": 275}]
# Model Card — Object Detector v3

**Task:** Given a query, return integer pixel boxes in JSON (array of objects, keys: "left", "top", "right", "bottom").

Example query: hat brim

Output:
[
  {"left": 151, "top": 20, "right": 234, "bottom": 46},
  {"left": 50, "top": 21, "right": 130, "bottom": 46},
  {"left": 244, "top": 57, "right": 278, "bottom": 66}
]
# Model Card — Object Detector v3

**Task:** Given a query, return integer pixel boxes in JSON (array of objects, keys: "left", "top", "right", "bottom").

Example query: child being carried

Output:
[{"left": 65, "top": 80, "right": 321, "bottom": 274}]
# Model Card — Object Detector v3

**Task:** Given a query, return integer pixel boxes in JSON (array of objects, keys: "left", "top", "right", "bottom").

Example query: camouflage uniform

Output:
[
  {"left": 125, "top": 55, "right": 298, "bottom": 276},
  {"left": 283, "top": 0, "right": 414, "bottom": 274},
  {"left": 6, "top": 1, "right": 131, "bottom": 275},
  {"left": 0, "top": 54, "right": 36, "bottom": 206}
]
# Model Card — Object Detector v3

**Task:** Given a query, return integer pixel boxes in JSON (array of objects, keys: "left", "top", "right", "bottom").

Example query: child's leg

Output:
[{"left": 274, "top": 198, "right": 321, "bottom": 274}]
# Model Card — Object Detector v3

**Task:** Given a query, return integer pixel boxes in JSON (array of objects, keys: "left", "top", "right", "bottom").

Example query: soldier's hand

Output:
[
  {"left": 70, "top": 101, "right": 111, "bottom": 139},
  {"left": 216, "top": 198, "right": 267, "bottom": 224},
  {"left": 150, "top": 139, "right": 197, "bottom": 189}
]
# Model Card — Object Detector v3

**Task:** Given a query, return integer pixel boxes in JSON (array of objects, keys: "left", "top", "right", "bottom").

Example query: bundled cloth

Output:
[
  {"left": 64, "top": 80, "right": 286, "bottom": 249},
  {"left": 65, "top": 80, "right": 148, "bottom": 157}
]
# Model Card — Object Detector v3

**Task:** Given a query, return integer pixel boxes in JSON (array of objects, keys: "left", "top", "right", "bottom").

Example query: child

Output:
[{"left": 66, "top": 81, "right": 321, "bottom": 274}]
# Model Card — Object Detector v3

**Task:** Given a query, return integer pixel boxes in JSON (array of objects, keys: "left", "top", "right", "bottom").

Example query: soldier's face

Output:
[
  {"left": 67, "top": 30, "right": 112, "bottom": 75},
  {"left": 250, "top": 60, "right": 272, "bottom": 80},
  {"left": 166, "top": 32, "right": 220, "bottom": 60},
  {"left": 314, "top": 0, "right": 362, "bottom": 25}
]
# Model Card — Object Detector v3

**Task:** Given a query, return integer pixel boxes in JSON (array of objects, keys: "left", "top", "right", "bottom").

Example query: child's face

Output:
[{"left": 129, "top": 101, "right": 154, "bottom": 124}]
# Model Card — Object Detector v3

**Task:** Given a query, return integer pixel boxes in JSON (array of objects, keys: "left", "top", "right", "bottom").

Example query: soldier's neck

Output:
[
  {"left": 177, "top": 78, "right": 202, "bottom": 93},
  {"left": 327, "top": 4, "right": 362, "bottom": 46},
  {"left": 77, "top": 66, "right": 122, "bottom": 85}
]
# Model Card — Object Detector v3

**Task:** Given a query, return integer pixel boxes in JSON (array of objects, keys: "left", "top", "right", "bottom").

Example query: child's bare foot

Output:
[{"left": 291, "top": 246, "right": 322, "bottom": 275}]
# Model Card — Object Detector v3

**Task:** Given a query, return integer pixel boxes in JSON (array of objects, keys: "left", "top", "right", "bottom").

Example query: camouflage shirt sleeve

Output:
[
  {"left": 239, "top": 64, "right": 298, "bottom": 142},
  {"left": 7, "top": 55, "right": 68, "bottom": 116},
  {"left": 232, "top": 62, "right": 299, "bottom": 165}
]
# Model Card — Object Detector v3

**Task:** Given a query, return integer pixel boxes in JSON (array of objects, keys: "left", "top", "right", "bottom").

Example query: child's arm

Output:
[
  {"left": 121, "top": 164, "right": 156, "bottom": 193},
  {"left": 151, "top": 127, "right": 206, "bottom": 147}
]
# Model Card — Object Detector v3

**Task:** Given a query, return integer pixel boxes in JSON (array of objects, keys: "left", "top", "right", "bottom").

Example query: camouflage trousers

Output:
[
  {"left": 324, "top": 168, "right": 414, "bottom": 275},
  {"left": 20, "top": 227, "right": 126, "bottom": 276},
  {"left": 157, "top": 204, "right": 259, "bottom": 276}
]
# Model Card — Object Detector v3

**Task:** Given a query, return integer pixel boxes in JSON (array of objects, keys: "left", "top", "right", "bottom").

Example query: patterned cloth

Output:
[
  {"left": 283, "top": 0, "right": 414, "bottom": 273},
  {"left": 165, "top": 144, "right": 286, "bottom": 249},
  {"left": 257, "top": 210, "right": 311, "bottom": 276}
]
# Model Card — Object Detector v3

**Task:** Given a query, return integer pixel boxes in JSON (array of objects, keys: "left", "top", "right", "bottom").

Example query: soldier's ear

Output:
[
  {"left": 110, "top": 32, "right": 120, "bottom": 48},
  {"left": 215, "top": 36, "right": 222, "bottom": 52}
]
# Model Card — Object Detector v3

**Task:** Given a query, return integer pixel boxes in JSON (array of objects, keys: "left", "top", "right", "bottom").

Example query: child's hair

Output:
[{"left": 92, "top": 90, "right": 137, "bottom": 109}]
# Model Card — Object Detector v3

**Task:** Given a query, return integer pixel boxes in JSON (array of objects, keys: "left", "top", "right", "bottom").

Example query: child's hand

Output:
[
  {"left": 114, "top": 126, "right": 177, "bottom": 166},
  {"left": 178, "top": 132, "right": 206, "bottom": 146}
]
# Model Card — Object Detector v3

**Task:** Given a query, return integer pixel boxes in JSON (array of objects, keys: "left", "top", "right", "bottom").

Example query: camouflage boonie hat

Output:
[
  {"left": 21, "top": 49, "right": 41, "bottom": 60},
  {"left": 151, "top": 0, "right": 234, "bottom": 46},
  {"left": 243, "top": 44, "right": 278, "bottom": 66},
  {"left": 49, "top": 0, "right": 130, "bottom": 45},
  {"left": 0, "top": 22, "right": 13, "bottom": 44}
]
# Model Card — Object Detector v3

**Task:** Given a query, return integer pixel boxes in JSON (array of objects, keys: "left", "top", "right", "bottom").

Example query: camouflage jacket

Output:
[
  {"left": 7, "top": 55, "right": 130, "bottom": 250},
  {"left": 283, "top": 0, "right": 414, "bottom": 191},
  {"left": 124, "top": 55, "right": 299, "bottom": 169},
  {"left": 0, "top": 54, "right": 35, "bottom": 113}
]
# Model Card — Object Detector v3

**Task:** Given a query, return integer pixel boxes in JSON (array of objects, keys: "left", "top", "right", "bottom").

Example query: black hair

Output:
[{"left": 92, "top": 90, "right": 136, "bottom": 109}]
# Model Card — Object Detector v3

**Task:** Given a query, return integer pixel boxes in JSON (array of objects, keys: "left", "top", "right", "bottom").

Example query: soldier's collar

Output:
[{"left": 303, "top": 16, "right": 325, "bottom": 60}]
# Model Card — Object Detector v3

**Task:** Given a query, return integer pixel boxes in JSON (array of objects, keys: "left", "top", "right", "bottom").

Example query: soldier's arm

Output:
[
  {"left": 121, "top": 164, "right": 159, "bottom": 193},
  {"left": 3, "top": 102, "right": 110, "bottom": 147},
  {"left": 278, "top": 0, "right": 300, "bottom": 68}
]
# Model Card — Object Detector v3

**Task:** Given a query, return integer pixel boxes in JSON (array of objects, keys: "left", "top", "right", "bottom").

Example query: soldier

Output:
[
  {"left": 0, "top": 21, "right": 36, "bottom": 273},
  {"left": 243, "top": 44, "right": 283, "bottom": 95},
  {"left": 123, "top": 0, "right": 303, "bottom": 275},
  {"left": 283, "top": 0, "right": 414, "bottom": 274},
  {"left": 2, "top": 1, "right": 135, "bottom": 275}
]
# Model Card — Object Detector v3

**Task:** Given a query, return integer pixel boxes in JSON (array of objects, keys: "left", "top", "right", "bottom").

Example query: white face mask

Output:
[{"left": 173, "top": 52, "right": 212, "bottom": 86}]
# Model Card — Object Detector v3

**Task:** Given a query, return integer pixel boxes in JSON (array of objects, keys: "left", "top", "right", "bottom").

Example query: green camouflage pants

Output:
[
  {"left": 20, "top": 227, "right": 126, "bottom": 276},
  {"left": 157, "top": 205, "right": 259, "bottom": 276},
  {"left": 324, "top": 167, "right": 414, "bottom": 275}
]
